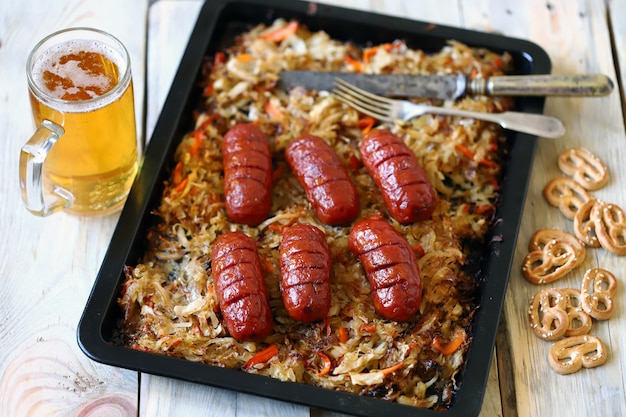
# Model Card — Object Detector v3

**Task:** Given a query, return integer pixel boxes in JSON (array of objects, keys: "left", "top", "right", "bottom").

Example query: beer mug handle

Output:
[{"left": 19, "top": 119, "right": 74, "bottom": 216}]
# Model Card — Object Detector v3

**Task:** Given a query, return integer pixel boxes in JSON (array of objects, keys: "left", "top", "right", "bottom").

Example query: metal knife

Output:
[{"left": 277, "top": 71, "right": 613, "bottom": 100}]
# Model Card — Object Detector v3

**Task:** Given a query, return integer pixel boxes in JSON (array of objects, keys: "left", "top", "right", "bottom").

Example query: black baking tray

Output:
[{"left": 78, "top": 1, "right": 550, "bottom": 416}]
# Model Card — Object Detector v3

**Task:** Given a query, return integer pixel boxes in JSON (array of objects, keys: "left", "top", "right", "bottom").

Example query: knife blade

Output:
[{"left": 277, "top": 71, "right": 613, "bottom": 100}]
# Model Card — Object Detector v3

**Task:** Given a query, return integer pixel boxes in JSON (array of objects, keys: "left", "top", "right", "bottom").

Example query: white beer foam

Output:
[{"left": 31, "top": 39, "right": 128, "bottom": 113}]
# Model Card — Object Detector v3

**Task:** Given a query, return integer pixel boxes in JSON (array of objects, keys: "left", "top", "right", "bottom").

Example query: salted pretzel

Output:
[
  {"left": 543, "top": 176, "right": 591, "bottom": 219},
  {"left": 590, "top": 200, "right": 626, "bottom": 256},
  {"left": 548, "top": 334, "right": 608, "bottom": 375},
  {"left": 521, "top": 229, "right": 586, "bottom": 284},
  {"left": 557, "top": 147, "right": 609, "bottom": 191},
  {"left": 573, "top": 199, "right": 600, "bottom": 247},
  {"left": 528, "top": 287, "right": 569, "bottom": 340},
  {"left": 581, "top": 268, "right": 618, "bottom": 320},
  {"left": 559, "top": 287, "right": 592, "bottom": 336}
]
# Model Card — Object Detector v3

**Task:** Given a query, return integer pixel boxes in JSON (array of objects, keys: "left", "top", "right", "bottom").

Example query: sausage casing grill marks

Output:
[
  {"left": 279, "top": 223, "right": 332, "bottom": 322},
  {"left": 360, "top": 130, "right": 436, "bottom": 224},
  {"left": 285, "top": 133, "right": 359, "bottom": 225},
  {"left": 348, "top": 217, "right": 422, "bottom": 322},
  {"left": 211, "top": 231, "right": 273, "bottom": 341},
  {"left": 222, "top": 123, "right": 273, "bottom": 226}
]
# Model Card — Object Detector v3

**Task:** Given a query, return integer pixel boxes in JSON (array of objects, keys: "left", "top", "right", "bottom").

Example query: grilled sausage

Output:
[
  {"left": 285, "top": 134, "right": 359, "bottom": 225},
  {"left": 360, "top": 130, "right": 436, "bottom": 223},
  {"left": 222, "top": 123, "right": 273, "bottom": 226},
  {"left": 279, "top": 224, "right": 331, "bottom": 322},
  {"left": 211, "top": 231, "right": 273, "bottom": 341},
  {"left": 348, "top": 217, "right": 422, "bottom": 322}
]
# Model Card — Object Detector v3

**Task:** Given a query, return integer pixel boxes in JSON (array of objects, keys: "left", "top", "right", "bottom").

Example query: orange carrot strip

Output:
[
  {"left": 174, "top": 176, "right": 189, "bottom": 193},
  {"left": 478, "top": 159, "right": 497, "bottom": 168},
  {"left": 433, "top": 329, "right": 467, "bottom": 355},
  {"left": 190, "top": 130, "right": 203, "bottom": 156},
  {"left": 357, "top": 115, "right": 376, "bottom": 134},
  {"left": 242, "top": 344, "right": 279, "bottom": 370},
  {"left": 379, "top": 362, "right": 404, "bottom": 376},
  {"left": 347, "top": 154, "right": 361, "bottom": 172},
  {"left": 237, "top": 53, "right": 253, "bottom": 62},
  {"left": 362, "top": 46, "right": 378, "bottom": 63},
  {"left": 264, "top": 101, "right": 283, "bottom": 120},
  {"left": 455, "top": 144, "right": 475, "bottom": 160},
  {"left": 408, "top": 340, "right": 420, "bottom": 350},
  {"left": 345, "top": 54, "right": 364, "bottom": 73},
  {"left": 287, "top": 216, "right": 299, "bottom": 227},
  {"left": 361, "top": 324, "right": 376, "bottom": 333},
  {"left": 338, "top": 326, "right": 349, "bottom": 343},
  {"left": 172, "top": 161, "right": 184, "bottom": 185},
  {"left": 493, "top": 56, "right": 504, "bottom": 70},
  {"left": 213, "top": 52, "right": 226, "bottom": 66},
  {"left": 197, "top": 113, "right": 220, "bottom": 131},
  {"left": 474, "top": 204, "right": 493, "bottom": 215},
  {"left": 411, "top": 244, "right": 425, "bottom": 257},
  {"left": 260, "top": 21, "right": 298, "bottom": 41},
  {"left": 315, "top": 351, "right": 332, "bottom": 377},
  {"left": 261, "top": 253, "right": 275, "bottom": 273}
]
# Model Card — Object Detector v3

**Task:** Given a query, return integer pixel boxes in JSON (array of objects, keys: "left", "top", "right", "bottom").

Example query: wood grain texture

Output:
[
  {"left": 464, "top": 1, "right": 626, "bottom": 417},
  {"left": 0, "top": 0, "right": 147, "bottom": 415}
]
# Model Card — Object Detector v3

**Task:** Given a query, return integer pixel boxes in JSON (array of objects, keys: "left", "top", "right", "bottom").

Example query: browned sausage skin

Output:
[
  {"left": 348, "top": 217, "right": 422, "bottom": 322},
  {"left": 360, "top": 130, "right": 436, "bottom": 223},
  {"left": 285, "top": 134, "right": 360, "bottom": 225},
  {"left": 211, "top": 231, "right": 273, "bottom": 341},
  {"left": 279, "top": 223, "right": 332, "bottom": 322},
  {"left": 222, "top": 123, "right": 273, "bottom": 226}
]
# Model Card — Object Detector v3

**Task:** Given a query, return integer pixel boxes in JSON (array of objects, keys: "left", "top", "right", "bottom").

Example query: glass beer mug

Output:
[{"left": 20, "top": 28, "right": 139, "bottom": 216}]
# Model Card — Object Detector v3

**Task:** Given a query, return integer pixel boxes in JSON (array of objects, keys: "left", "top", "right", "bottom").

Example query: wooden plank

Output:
[
  {"left": 464, "top": 1, "right": 626, "bottom": 416},
  {"left": 0, "top": 0, "right": 148, "bottom": 415},
  {"left": 146, "top": 0, "right": 203, "bottom": 140}
]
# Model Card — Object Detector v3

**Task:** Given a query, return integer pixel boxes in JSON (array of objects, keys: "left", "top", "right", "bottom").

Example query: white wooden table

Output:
[{"left": 1, "top": 1, "right": 626, "bottom": 416}]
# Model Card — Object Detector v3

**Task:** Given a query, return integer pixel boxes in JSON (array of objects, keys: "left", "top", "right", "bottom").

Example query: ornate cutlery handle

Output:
[{"left": 468, "top": 74, "right": 613, "bottom": 97}]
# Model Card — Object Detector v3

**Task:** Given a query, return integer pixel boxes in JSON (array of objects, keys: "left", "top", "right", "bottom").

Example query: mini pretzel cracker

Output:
[
  {"left": 528, "top": 288, "right": 569, "bottom": 340},
  {"left": 522, "top": 229, "right": 586, "bottom": 284},
  {"left": 591, "top": 200, "right": 626, "bottom": 256},
  {"left": 557, "top": 147, "right": 609, "bottom": 191},
  {"left": 581, "top": 268, "right": 618, "bottom": 320},
  {"left": 543, "top": 177, "right": 591, "bottom": 219},
  {"left": 548, "top": 334, "right": 608, "bottom": 375},
  {"left": 573, "top": 199, "right": 600, "bottom": 247},
  {"left": 559, "top": 287, "right": 592, "bottom": 336}
]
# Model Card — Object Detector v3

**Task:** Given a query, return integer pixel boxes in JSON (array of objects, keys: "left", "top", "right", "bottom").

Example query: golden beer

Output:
[{"left": 25, "top": 30, "right": 138, "bottom": 215}]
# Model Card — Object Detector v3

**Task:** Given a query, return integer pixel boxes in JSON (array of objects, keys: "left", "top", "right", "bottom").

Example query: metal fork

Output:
[{"left": 332, "top": 78, "right": 565, "bottom": 138}]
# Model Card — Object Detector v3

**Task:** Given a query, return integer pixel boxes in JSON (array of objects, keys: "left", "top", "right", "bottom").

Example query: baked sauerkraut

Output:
[{"left": 117, "top": 19, "right": 513, "bottom": 409}]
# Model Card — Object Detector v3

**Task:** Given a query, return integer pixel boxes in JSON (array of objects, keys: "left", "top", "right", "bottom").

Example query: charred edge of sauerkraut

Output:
[{"left": 114, "top": 19, "right": 513, "bottom": 410}]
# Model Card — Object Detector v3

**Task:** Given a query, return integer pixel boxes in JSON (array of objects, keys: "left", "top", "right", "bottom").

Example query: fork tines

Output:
[{"left": 331, "top": 78, "right": 393, "bottom": 122}]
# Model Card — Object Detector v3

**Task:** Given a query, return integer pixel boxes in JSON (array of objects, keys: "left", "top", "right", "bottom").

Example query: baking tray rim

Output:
[{"left": 77, "top": 1, "right": 551, "bottom": 416}]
